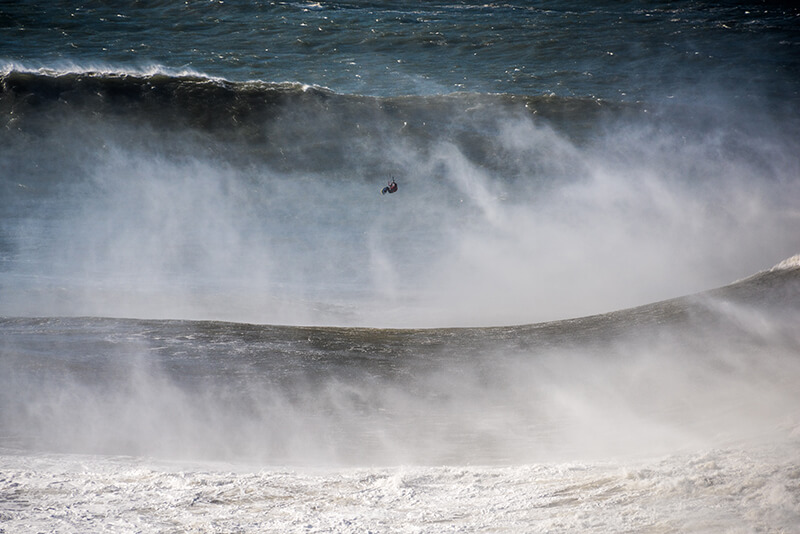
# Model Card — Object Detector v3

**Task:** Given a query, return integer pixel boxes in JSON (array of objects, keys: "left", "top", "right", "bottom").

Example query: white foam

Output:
[
  {"left": 2, "top": 443, "right": 798, "bottom": 533},
  {"left": 771, "top": 254, "right": 800, "bottom": 271},
  {"left": 0, "top": 60, "right": 212, "bottom": 80}
]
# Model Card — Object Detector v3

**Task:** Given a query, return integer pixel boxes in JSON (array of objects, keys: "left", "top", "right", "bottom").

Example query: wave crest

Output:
[{"left": 0, "top": 68, "right": 624, "bottom": 131}]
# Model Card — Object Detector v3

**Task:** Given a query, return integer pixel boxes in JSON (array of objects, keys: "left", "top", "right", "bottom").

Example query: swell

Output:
[{"left": 2, "top": 256, "right": 798, "bottom": 350}]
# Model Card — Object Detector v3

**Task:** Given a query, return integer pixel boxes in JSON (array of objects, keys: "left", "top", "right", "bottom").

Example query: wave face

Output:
[
  {"left": 0, "top": 70, "right": 623, "bottom": 172},
  {"left": 2, "top": 69, "right": 799, "bottom": 327}
]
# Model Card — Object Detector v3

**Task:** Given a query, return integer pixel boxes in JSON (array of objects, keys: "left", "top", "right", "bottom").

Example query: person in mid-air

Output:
[{"left": 382, "top": 178, "right": 398, "bottom": 195}]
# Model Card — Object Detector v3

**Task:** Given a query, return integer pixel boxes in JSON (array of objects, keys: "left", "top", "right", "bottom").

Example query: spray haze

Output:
[
  {"left": 2, "top": 267, "right": 799, "bottom": 465},
  {"left": 1, "top": 74, "right": 798, "bottom": 327},
  {"left": 2, "top": 70, "right": 799, "bottom": 466}
]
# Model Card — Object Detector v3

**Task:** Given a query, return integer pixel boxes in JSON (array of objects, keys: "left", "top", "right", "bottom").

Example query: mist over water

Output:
[
  {"left": 3, "top": 85, "right": 800, "bottom": 462},
  {"left": 3, "top": 68, "right": 799, "bottom": 468},
  {"left": 2, "top": 275, "right": 799, "bottom": 467},
  {"left": 1, "top": 82, "right": 798, "bottom": 327}
]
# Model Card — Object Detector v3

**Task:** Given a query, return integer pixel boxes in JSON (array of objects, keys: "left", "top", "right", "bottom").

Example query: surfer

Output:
[{"left": 381, "top": 178, "right": 398, "bottom": 195}]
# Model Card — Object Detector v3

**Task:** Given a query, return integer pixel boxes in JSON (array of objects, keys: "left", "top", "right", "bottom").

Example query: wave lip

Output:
[
  {"left": 771, "top": 254, "right": 800, "bottom": 271},
  {"left": 0, "top": 60, "right": 213, "bottom": 80}
]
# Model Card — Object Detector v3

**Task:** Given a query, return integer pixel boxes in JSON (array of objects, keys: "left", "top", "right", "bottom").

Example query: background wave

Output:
[
  {"left": 2, "top": 68, "right": 799, "bottom": 327},
  {"left": 1, "top": 69, "right": 624, "bottom": 171}
]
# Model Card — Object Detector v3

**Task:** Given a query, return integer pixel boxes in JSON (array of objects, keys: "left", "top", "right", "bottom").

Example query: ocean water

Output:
[{"left": 2, "top": 1, "right": 800, "bottom": 532}]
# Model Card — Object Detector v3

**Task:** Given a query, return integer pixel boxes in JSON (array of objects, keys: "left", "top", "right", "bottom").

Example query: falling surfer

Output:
[{"left": 381, "top": 178, "right": 398, "bottom": 195}]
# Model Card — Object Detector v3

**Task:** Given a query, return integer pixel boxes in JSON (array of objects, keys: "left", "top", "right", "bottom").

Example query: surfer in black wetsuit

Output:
[{"left": 382, "top": 178, "right": 398, "bottom": 195}]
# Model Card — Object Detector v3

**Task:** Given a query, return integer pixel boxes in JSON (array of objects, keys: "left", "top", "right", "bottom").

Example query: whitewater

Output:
[{"left": 2, "top": 2, "right": 800, "bottom": 533}]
